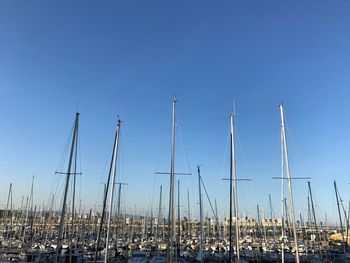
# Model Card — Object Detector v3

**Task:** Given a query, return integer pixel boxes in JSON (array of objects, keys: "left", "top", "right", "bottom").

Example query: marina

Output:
[
  {"left": 1, "top": 102, "right": 350, "bottom": 263},
  {"left": 2, "top": 1, "right": 350, "bottom": 262}
]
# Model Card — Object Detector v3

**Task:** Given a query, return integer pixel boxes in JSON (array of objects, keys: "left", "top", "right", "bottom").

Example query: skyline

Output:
[{"left": 1, "top": 1, "right": 350, "bottom": 225}]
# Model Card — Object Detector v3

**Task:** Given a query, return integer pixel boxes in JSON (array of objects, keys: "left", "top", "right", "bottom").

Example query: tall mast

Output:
[
  {"left": 279, "top": 104, "right": 300, "bottom": 263},
  {"left": 56, "top": 112, "right": 79, "bottom": 262},
  {"left": 307, "top": 196, "right": 311, "bottom": 228},
  {"left": 187, "top": 188, "right": 191, "bottom": 237},
  {"left": 308, "top": 181, "right": 321, "bottom": 258},
  {"left": 157, "top": 185, "right": 163, "bottom": 245},
  {"left": 177, "top": 180, "right": 181, "bottom": 258},
  {"left": 6, "top": 183, "right": 12, "bottom": 217},
  {"left": 71, "top": 117, "right": 79, "bottom": 252},
  {"left": 347, "top": 201, "right": 350, "bottom": 245},
  {"left": 167, "top": 98, "right": 176, "bottom": 262},
  {"left": 334, "top": 181, "right": 344, "bottom": 242},
  {"left": 280, "top": 128, "right": 285, "bottom": 263},
  {"left": 6, "top": 183, "right": 13, "bottom": 238},
  {"left": 284, "top": 198, "right": 291, "bottom": 231},
  {"left": 215, "top": 199, "right": 219, "bottom": 239},
  {"left": 231, "top": 113, "right": 240, "bottom": 262},
  {"left": 228, "top": 114, "right": 234, "bottom": 263},
  {"left": 308, "top": 182, "right": 318, "bottom": 233},
  {"left": 105, "top": 119, "right": 121, "bottom": 263},
  {"left": 197, "top": 166, "right": 204, "bottom": 263},
  {"left": 269, "top": 194, "right": 276, "bottom": 240},
  {"left": 94, "top": 119, "right": 120, "bottom": 263},
  {"left": 257, "top": 205, "right": 261, "bottom": 226},
  {"left": 115, "top": 182, "right": 127, "bottom": 240},
  {"left": 23, "top": 175, "right": 34, "bottom": 243},
  {"left": 150, "top": 206, "right": 154, "bottom": 238},
  {"left": 299, "top": 213, "right": 305, "bottom": 241}
]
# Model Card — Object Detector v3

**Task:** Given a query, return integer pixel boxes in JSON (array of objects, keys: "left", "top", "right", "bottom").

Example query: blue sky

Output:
[{"left": 1, "top": 1, "right": 350, "bottom": 224}]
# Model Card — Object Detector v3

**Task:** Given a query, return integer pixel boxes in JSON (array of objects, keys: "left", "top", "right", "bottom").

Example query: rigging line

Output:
[
  {"left": 220, "top": 128, "right": 230, "bottom": 181},
  {"left": 273, "top": 125, "right": 283, "bottom": 174},
  {"left": 235, "top": 127, "right": 257, "bottom": 214},
  {"left": 53, "top": 177, "right": 64, "bottom": 206},
  {"left": 48, "top": 172, "right": 62, "bottom": 208},
  {"left": 55, "top": 121, "right": 75, "bottom": 173},
  {"left": 47, "top": 173, "right": 59, "bottom": 209},
  {"left": 235, "top": 127, "right": 252, "bottom": 181},
  {"left": 155, "top": 113, "right": 171, "bottom": 174},
  {"left": 78, "top": 126, "right": 82, "bottom": 204},
  {"left": 200, "top": 176, "right": 217, "bottom": 219},
  {"left": 119, "top": 133, "right": 126, "bottom": 184},
  {"left": 146, "top": 147, "right": 158, "bottom": 210},
  {"left": 49, "top": 119, "right": 75, "bottom": 206},
  {"left": 93, "top": 147, "right": 112, "bottom": 213},
  {"left": 285, "top": 123, "right": 306, "bottom": 177},
  {"left": 337, "top": 188, "right": 349, "bottom": 223},
  {"left": 78, "top": 172, "right": 82, "bottom": 214},
  {"left": 176, "top": 119, "right": 195, "bottom": 209},
  {"left": 308, "top": 184, "right": 320, "bottom": 223},
  {"left": 176, "top": 119, "right": 192, "bottom": 175},
  {"left": 123, "top": 184, "right": 128, "bottom": 217},
  {"left": 218, "top": 128, "right": 230, "bottom": 217}
]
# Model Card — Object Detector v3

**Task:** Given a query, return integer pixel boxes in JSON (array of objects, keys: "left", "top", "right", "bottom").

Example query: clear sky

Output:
[{"left": 1, "top": 1, "right": 350, "bottom": 224}]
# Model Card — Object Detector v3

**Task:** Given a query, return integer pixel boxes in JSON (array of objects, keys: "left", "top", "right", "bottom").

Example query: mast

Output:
[
  {"left": 228, "top": 113, "right": 234, "bottom": 263},
  {"left": 29, "top": 204, "right": 36, "bottom": 244},
  {"left": 307, "top": 196, "right": 311, "bottom": 227},
  {"left": 94, "top": 119, "right": 120, "bottom": 263},
  {"left": 280, "top": 128, "right": 285, "bottom": 263},
  {"left": 231, "top": 112, "right": 240, "bottom": 262},
  {"left": 157, "top": 185, "right": 163, "bottom": 245},
  {"left": 104, "top": 119, "right": 121, "bottom": 263},
  {"left": 150, "top": 206, "right": 154, "bottom": 238},
  {"left": 299, "top": 213, "right": 305, "bottom": 241},
  {"left": 279, "top": 104, "right": 300, "bottom": 263},
  {"left": 257, "top": 204, "right": 261, "bottom": 240},
  {"left": 71, "top": 116, "right": 79, "bottom": 254},
  {"left": 177, "top": 180, "right": 181, "bottom": 258},
  {"left": 197, "top": 166, "right": 204, "bottom": 263},
  {"left": 256, "top": 205, "right": 260, "bottom": 226},
  {"left": 215, "top": 199, "right": 219, "bottom": 238},
  {"left": 6, "top": 183, "right": 13, "bottom": 238},
  {"left": 334, "top": 181, "right": 344, "bottom": 242},
  {"left": 115, "top": 182, "right": 127, "bottom": 241},
  {"left": 23, "top": 175, "right": 34, "bottom": 243},
  {"left": 269, "top": 194, "right": 276, "bottom": 240},
  {"left": 6, "top": 183, "right": 12, "bottom": 218},
  {"left": 167, "top": 98, "right": 176, "bottom": 262},
  {"left": 308, "top": 181, "right": 320, "bottom": 258},
  {"left": 17, "top": 195, "right": 24, "bottom": 236},
  {"left": 56, "top": 112, "right": 79, "bottom": 263},
  {"left": 347, "top": 201, "right": 350, "bottom": 245},
  {"left": 187, "top": 188, "right": 191, "bottom": 237}
]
